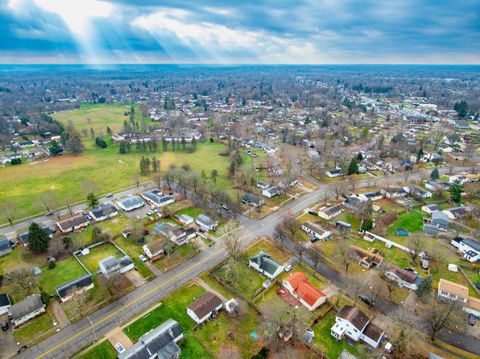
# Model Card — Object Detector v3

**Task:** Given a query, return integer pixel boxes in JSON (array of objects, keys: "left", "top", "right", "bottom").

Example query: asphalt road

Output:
[{"left": 11, "top": 166, "right": 480, "bottom": 358}]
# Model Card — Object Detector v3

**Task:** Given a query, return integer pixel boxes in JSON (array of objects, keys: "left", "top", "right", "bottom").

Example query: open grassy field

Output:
[
  {"left": 0, "top": 140, "right": 231, "bottom": 223},
  {"left": 38, "top": 255, "right": 88, "bottom": 294},
  {"left": 387, "top": 209, "right": 424, "bottom": 235},
  {"left": 77, "top": 340, "right": 117, "bottom": 359}
]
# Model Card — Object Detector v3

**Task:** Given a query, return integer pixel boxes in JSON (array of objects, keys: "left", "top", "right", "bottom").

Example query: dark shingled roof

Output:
[
  {"left": 250, "top": 251, "right": 282, "bottom": 276},
  {"left": 337, "top": 305, "right": 369, "bottom": 331},
  {"left": 188, "top": 292, "right": 223, "bottom": 320},
  {"left": 10, "top": 294, "right": 44, "bottom": 321},
  {"left": 56, "top": 274, "right": 93, "bottom": 299},
  {"left": 0, "top": 293, "right": 11, "bottom": 307},
  {"left": 363, "top": 322, "right": 384, "bottom": 342}
]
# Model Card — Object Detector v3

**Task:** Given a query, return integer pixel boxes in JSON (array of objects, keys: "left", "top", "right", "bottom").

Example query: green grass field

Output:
[
  {"left": 213, "top": 260, "right": 265, "bottom": 299},
  {"left": 13, "top": 312, "right": 54, "bottom": 346},
  {"left": 77, "top": 340, "right": 117, "bottom": 359},
  {"left": 0, "top": 139, "right": 231, "bottom": 224},
  {"left": 387, "top": 209, "right": 424, "bottom": 235},
  {"left": 38, "top": 255, "right": 88, "bottom": 294}
]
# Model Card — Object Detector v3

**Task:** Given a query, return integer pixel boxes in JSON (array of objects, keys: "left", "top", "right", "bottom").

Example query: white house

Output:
[
  {"left": 249, "top": 251, "right": 284, "bottom": 279},
  {"left": 331, "top": 305, "right": 384, "bottom": 348},
  {"left": 282, "top": 272, "right": 326, "bottom": 311},
  {"left": 0, "top": 293, "right": 11, "bottom": 316},
  {"left": 187, "top": 292, "right": 223, "bottom": 324},
  {"left": 116, "top": 196, "right": 145, "bottom": 211},
  {"left": 99, "top": 255, "right": 134, "bottom": 278},
  {"left": 9, "top": 294, "right": 46, "bottom": 327},
  {"left": 143, "top": 239, "right": 167, "bottom": 259},
  {"left": 56, "top": 214, "right": 90, "bottom": 233},
  {"left": 89, "top": 203, "right": 118, "bottom": 222},
  {"left": 301, "top": 222, "right": 332, "bottom": 241},
  {"left": 451, "top": 237, "right": 480, "bottom": 262},
  {"left": 437, "top": 279, "right": 468, "bottom": 303},
  {"left": 195, "top": 214, "right": 218, "bottom": 231},
  {"left": 421, "top": 203, "right": 440, "bottom": 214},
  {"left": 262, "top": 185, "right": 281, "bottom": 198},
  {"left": 358, "top": 191, "right": 383, "bottom": 202},
  {"left": 383, "top": 263, "right": 425, "bottom": 291},
  {"left": 443, "top": 206, "right": 468, "bottom": 220},
  {"left": 318, "top": 205, "right": 343, "bottom": 220},
  {"left": 326, "top": 168, "right": 343, "bottom": 178}
]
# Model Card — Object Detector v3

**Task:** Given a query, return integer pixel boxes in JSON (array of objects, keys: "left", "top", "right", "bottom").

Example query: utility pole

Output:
[{"left": 87, "top": 316, "right": 97, "bottom": 342}]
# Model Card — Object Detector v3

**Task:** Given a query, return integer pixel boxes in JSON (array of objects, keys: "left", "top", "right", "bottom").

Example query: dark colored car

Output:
[
  {"left": 308, "top": 210, "right": 318, "bottom": 216},
  {"left": 17, "top": 344, "right": 27, "bottom": 352},
  {"left": 359, "top": 294, "right": 374, "bottom": 306},
  {"left": 475, "top": 282, "right": 480, "bottom": 290},
  {"left": 467, "top": 313, "right": 477, "bottom": 326},
  {"left": 1, "top": 321, "right": 9, "bottom": 331}
]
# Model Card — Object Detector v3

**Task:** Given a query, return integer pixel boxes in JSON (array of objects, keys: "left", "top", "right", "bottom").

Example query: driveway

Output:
[{"left": 0, "top": 317, "right": 17, "bottom": 359}]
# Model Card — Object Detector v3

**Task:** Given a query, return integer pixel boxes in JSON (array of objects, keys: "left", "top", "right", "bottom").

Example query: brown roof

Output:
[
  {"left": 337, "top": 305, "right": 369, "bottom": 331},
  {"left": 438, "top": 279, "right": 468, "bottom": 298},
  {"left": 363, "top": 322, "right": 384, "bottom": 342},
  {"left": 385, "top": 263, "right": 417, "bottom": 283},
  {"left": 188, "top": 292, "right": 223, "bottom": 319},
  {"left": 57, "top": 214, "right": 88, "bottom": 230}
]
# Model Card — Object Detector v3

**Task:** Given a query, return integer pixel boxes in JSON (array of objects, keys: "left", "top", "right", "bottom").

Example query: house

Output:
[
  {"left": 279, "top": 178, "right": 298, "bottom": 189},
  {"left": 318, "top": 205, "right": 343, "bottom": 220},
  {"left": 443, "top": 206, "right": 468, "bottom": 220},
  {"left": 382, "top": 187, "right": 407, "bottom": 199},
  {"left": 464, "top": 297, "right": 480, "bottom": 318},
  {"left": 118, "top": 319, "right": 184, "bottom": 359},
  {"left": 421, "top": 203, "right": 440, "bottom": 214},
  {"left": 187, "top": 291, "right": 223, "bottom": 324},
  {"left": 343, "top": 195, "right": 363, "bottom": 212},
  {"left": 55, "top": 274, "right": 94, "bottom": 302},
  {"left": 431, "top": 210, "right": 449, "bottom": 231},
  {"left": 326, "top": 168, "right": 343, "bottom": 178},
  {"left": 99, "top": 255, "right": 134, "bottom": 278},
  {"left": 350, "top": 246, "right": 383, "bottom": 269},
  {"left": 451, "top": 237, "right": 480, "bottom": 262},
  {"left": 155, "top": 222, "right": 192, "bottom": 246},
  {"left": 425, "top": 181, "right": 449, "bottom": 192},
  {"left": 242, "top": 193, "right": 264, "bottom": 207},
  {"left": 249, "top": 251, "right": 285, "bottom": 279},
  {"left": 282, "top": 272, "right": 327, "bottom": 311},
  {"left": 0, "top": 237, "right": 12, "bottom": 257},
  {"left": 359, "top": 191, "right": 383, "bottom": 202},
  {"left": 331, "top": 305, "right": 384, "bottom": 348},
  {"left": 195, "top": 214, "right": 218, "bottom": 231},
  {"left": 257, "top": 181, "right": 270, "bottom": 190},
  {"left": 406, "top": 185, "right": 432, "bottom": 199},
  {"left": 9, "top": 294, "right": 45, "bottom": 327},
  {"left": 423, "top": 223, "right": 439, "bottom": 237},
  {"left": 89, "top": 203, "right": 118, "bottom": 222},
  {"left": 142, "top": 190, "right": 175, "bottom": 207},
  {"left": 384, "top": 263, "right": 425, "bottom": 290},
  {"left": 18, "top": 225, "right": 53, "bottom": 246},
  {"left": 262, "top": 185, "right": 281, "bottom": 198},
  {"left": 301, "top": 222, "right": 332, "bottom": 241},
  {"left": 0, "top": 293, "right": 11, "bottom": 316},
  {"left": 57, "top": 214, "right": 90, "bottom": 233},
  {"left": 175, "top": 214, "right": 193, "bottom": 225},
  {"left": 143, "top": 238, "right": 168, "bottom": 259},
  {"left": 116, "top": 196, "right": 145, "bottom": 211},
  {"left": 437, "top": 278, "right": 468, "bottom": 303}
]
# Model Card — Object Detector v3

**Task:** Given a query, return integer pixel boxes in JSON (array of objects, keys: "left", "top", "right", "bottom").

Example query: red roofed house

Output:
[{"left": 282, "top": 272, "right": 327, "bottom": 311}]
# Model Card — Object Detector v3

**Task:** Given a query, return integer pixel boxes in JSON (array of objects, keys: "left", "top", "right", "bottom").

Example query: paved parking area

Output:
[
  {"left": 0, "top": 316, "right": 17, "bottom": 359},
  {"left": 105, "top": 327, "right": 133, "bottom": 349}
]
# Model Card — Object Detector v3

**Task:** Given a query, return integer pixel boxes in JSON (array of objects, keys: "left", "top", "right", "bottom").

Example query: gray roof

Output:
[
  {"left": 56, "top": 274, "right": 93, "bottom": 299},
  {"left": 90, "top": 204, "right": 117, "bottom": 219},
  {"left": 463, "top": 238, "right": 480, "bottom": 251},
  {"left": 196, "top": 214, "right": 214, "bottom": 226},
  {"left": 119, "top": 319, "right": 183, "bottom": 359},
  {"left": 10, "top": 294, "right": 44, "bottom": 321},
  {"left": 432, "top": 210, "right": 449, "bottom": 222},
  {"left": 250, "top": 251, "right": 282, "bottom": 276}
]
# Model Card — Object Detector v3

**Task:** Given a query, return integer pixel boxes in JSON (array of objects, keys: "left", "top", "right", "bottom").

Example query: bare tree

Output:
[
  {"left": 334, "top": 236, "right": 352, "bottom": 273},
  {"left": 37, "top": 189, "right": 60, "bottom": 214},
  {"left": 67, "top": 287, "right": 88, "bottom": 320},
  {"left": 64, "top": 196, "right": 75, "bottom": 216},
  {"left": 3, "top": 265, "right": 37, "bottom": 295},
  {"left": 277, "top": 215, "right": 301, "bottom": 242},
  {"left": 426, "top": 296, "right": 462, "bottom": 342},
  {"left": 222, "top": 223, "right": 242, "bottom": 261},
  {"left": 0, "top": 200, "right": 16, "bottom": 225},
  {"left": 407, "top": 236, "right": 424, "bottom": 264},
  {"left": 342, "top": 274, "right": 366, "bottom": 305}
]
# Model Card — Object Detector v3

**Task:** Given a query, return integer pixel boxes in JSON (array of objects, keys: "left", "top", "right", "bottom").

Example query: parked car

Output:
[
  {"left": 421, "top": 259, "right": 429, "bottom": 269},
  {"left": 46, "top": 211, "right": 54, "bottom": 216},
  {"left": 138, "top": 254, "right": 147, "bottom": 262},
  {"left": 359, "top": 294, "right": 374, "bottom": 306},
  {"left": 221, "top": 204, "right": 230, "bottom": 210},
  {"left": 146, "top": 210, "right": 153, "bottom": 216},
  {"left": 17, "top": 344, "right": 27, "bottom": 352},
  {"left": 85, "top": 214, "right": 92, "bottom": 221},
  {"left": 467, "top": 313, "right": 477, "bottom": 326},
  {"left": 106, "top": 193, "right": 113, "bottom": 198},
  {"left": 308, "top": 210, "right": 318, "bottom": 216},
  {"left": 284, "top": 264, "right": 294, "bottom": 272},
  {"left": 115, "top": 343, "right": 126, "bottom": 354},
  {"left": 1, "top": 321, "right": 9, "bottom": 331}
]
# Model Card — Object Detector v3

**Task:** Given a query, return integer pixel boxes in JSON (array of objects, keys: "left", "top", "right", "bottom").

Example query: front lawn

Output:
[
  {"left": 387, "top": 209, "right": 424, "bottom": 235},
  {"left": 38, "top": 255, "right": 88, "bottom": 294},
  {"left": 212, "top": 260, "right": 265, "bottom": 299},
  {"left": 77, "top": 340, "right": 117, "bottom": 359},
  {"left": 13, "top": 312, "right": 54, "bottom": 345},
  {"left": 311, "top": 312, "right": 367, "bottom": 359},
  {"left": 124, "top": 282, "right": 205, "bottom": 341},
  {"left": 153, "top": 243, "right": 199, "bottom": 273},
  {"left": 176, "top": 207, "right": 204, "bottom": 219}
]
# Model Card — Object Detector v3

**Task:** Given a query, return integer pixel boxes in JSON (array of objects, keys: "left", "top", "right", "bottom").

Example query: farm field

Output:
[{"left": 0, "top": 128, "right": 232, "bottom": 224}]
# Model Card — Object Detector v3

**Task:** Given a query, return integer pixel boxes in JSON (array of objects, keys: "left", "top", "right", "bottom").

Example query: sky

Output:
[{"left": 0, "top": 0, "right": 479, "bottom": 64}]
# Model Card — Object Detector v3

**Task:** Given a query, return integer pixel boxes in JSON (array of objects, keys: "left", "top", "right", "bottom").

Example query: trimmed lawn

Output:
[
  {"left": 79, "top": 243, "right": 123, "bottom": 273},
  {"left": 0, "top": 246, "right": 24, "bottom": 277},
  {"left": 153, "top": 243, "right": 199, "bottom": 272},
  {"left": 13, "top": 312, "right": 54, "bottom": 345},
  {"left": 114, "top": 236, "right": 154, "bottom": 279},
  {"left": 176, "top": 207, "right": 204, "bottom": 219},
  {"left": 244, "top": 238, "right": 290, "bottom": 264},
  {"left": 78, "top": 340, "right": 117, "bottom": 359},
  {"left": 311, "top": 312, "right": 366, "bottom": 359},
  {"left": 124, "top": 282, "right": 205, "bottom": 341},
  {"left": 213, "top": 261, "right": 265, "bottom": 299},
  {"left": 38, "top": 255, "right": 88, "bottom": 294},
  {"left": 387, "top": 209, "right": 424, "bottom": 235}
]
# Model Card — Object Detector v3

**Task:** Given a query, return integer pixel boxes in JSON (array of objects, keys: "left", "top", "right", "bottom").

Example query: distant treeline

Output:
[{"left": 352, "top": 84, "right": 393, "bottom": 93}]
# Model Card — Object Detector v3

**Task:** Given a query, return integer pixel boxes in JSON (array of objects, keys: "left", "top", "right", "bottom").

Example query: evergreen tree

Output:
[
  {"left": 454, "top": 101, "right": 469, "bottom": 118},
  {"left": 430, "top": 168, "right": 440, "bottom": 180},
  {"left": 162, "top": 137, "right": 168, "bottom": 151},
  {"left": 87, "top": 192, "right": 99, "bottom": 208},
  {"left": 229, "top": 160, "right": 236, "bottom": 177},
  {"left": 211, "top": 169, "right": 218, "bottom": 184},
  {"left": 181, "top": 136, "right": 186, "bottom": 151},
  {"left": 106, "top": 126, "right": 112, "bottom": 136},
  {"left": 416, "top": 276, "right": 432, "bottom": 300},
  {"left": 95, "top": 137, "right": 107, "bottom": 148},
  {"left": 356, "top": 152, "right": 363, "bottom": 161},
  {"left": 416, "top": 148, "right": 424, "bottom": 163},
  {"left": 347, "top": 157, "right": 359, "bottom": 175},
  {"left": 449, "top": 179, "right": 464, "bottom": 204},
  {"left": 28, "top": 222, "right": 49, "bottom": 254},
  {"left": 135, "top": 141, "right": 141, "bottom": 151},
  {"left": 119, "top": 141, "right": 127, "bottom": 154},
  {"left": 48, "top": 140, "right": 63, "bottom": 156},
  {"left": 126, "top": 141, "right": 131, "bottom": 153}
]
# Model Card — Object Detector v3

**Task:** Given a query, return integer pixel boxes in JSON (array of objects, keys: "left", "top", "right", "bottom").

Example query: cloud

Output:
[{"left": 0, "top": 0, "right": 479, "bottom": 64}]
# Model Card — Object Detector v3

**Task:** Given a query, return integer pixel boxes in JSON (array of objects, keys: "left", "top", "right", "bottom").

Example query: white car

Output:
[
  {"left": 115, "top": 343, "right": 125, "bottom": 354},
  {"left": 284, "top": 264, "right": 294, "bottom": 272},
  {"left": 138, "top": 255, "right": 147, "bottom": 262},
  {"left": 146, "top": 210, "right": 153, "bottom": 216}
]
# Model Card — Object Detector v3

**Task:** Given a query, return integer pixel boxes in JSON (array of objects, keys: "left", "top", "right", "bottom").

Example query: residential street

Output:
[{"left": 12, "top": 166, "right": 480, "bottom": 359}]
